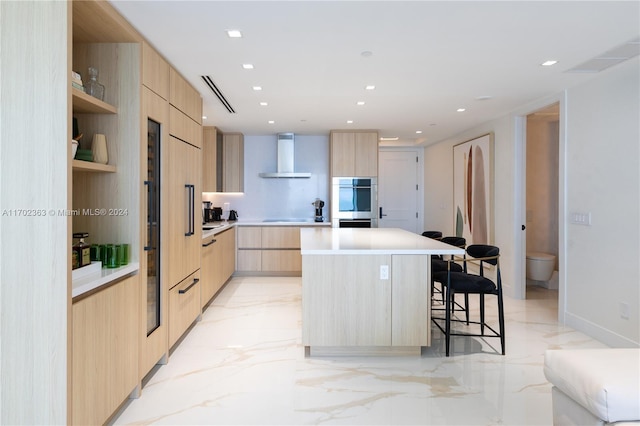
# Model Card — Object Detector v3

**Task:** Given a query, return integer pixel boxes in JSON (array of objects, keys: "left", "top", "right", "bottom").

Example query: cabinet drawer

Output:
[
  {"left": 237, "top": 227, "right": 262, "bottom": 248},
  {"left": 169, "top": 105, "right": 202, "bottom": 149},
  {"left": 169, "top": 271, "right": 201, "bottom": 347},
  {"left": 262, "top": 227, "right": 300, "bottom": 248},
  {"left": 237, "top": 249, "right": 261, "bottom": 271},
  {"left": 262, "top": 250, "right": 301, "bottom": 272}
]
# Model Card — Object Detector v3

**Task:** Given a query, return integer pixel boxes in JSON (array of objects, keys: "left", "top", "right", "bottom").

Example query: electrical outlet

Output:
[
  {"left": 620, "top": 302, "right": 630, "bottom": 320},
  {"left": 380, "top": 265, "right": 389, "bottom": 280}
]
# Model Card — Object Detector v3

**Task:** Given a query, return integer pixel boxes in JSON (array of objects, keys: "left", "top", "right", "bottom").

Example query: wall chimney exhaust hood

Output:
[{"left": 259, "top": 133, "right": 311, "bottom": 178}]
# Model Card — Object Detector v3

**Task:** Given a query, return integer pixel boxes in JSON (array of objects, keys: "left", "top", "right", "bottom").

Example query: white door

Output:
[{"left": 378, "top": 150, "right": 421, "bottom": 233}]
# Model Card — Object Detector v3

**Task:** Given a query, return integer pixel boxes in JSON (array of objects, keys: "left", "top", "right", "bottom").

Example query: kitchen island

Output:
[{"left": 300, "top": 227, "right": 464, "bottom": 356}]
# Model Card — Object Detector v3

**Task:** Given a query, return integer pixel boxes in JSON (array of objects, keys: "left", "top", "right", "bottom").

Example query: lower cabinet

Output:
[
  {"left": 236, "top": 226, "right": 302, "bottom": 273},
  {"left": 201, "top": 227, "right": 236, "bottom": 308},
  {"left": 168, "top": 270, "right": 201, "bottom": 347},
  {"left": 72, "top": 275, "right": 139, "bottom": 426}
]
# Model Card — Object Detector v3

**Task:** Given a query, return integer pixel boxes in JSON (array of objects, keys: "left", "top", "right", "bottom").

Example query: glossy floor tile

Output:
[{"left": 112, "top": 277, "right": 606, "bottom": 425}]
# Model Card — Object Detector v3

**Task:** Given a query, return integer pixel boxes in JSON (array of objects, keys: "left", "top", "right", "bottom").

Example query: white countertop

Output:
[
  {"left": 300, "top": 228, "right": 465, "bottom": 255},
  {"left": 202, "top": 219, "right": 331, "bottom": 240},
  {"left": 72, "top": 262, "right": 139, "bottom": 298}
]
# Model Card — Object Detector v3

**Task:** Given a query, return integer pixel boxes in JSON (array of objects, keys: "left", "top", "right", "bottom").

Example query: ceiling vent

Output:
[
  {"left": 566, "top": 37, "right": 640, "bottom": 73},
  {"left": 201, "top": 75, "right": 235, "bottom": 113}
]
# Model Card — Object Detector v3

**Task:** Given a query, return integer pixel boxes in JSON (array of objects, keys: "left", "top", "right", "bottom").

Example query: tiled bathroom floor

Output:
[{"left": 112, "top": 276, "right": 606, "bottom": 425}]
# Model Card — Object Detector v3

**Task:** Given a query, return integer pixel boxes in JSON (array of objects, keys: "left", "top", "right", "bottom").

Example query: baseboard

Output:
[{"left": 564, "top": 311, "right": 639, "bottom": 348}]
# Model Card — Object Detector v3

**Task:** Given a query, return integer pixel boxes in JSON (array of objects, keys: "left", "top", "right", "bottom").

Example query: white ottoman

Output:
[{"left": 544, "top": 348, "right": 640, "bottom": 425}]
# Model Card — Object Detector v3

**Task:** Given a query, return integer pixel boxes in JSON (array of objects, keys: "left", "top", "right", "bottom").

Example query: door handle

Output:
[
  {"left": 379, "top": 207, "right": 388, "bottom": 218},
  {"left": 144, "top": 180, "right": 153, "bottom": 250},
  {"left": 185, "top": 184, "right": 195, "bottom": 236},
  {"left": 179, "top": 278, "right": 200, "bottom": 294},
  {"left": 522, "top": 225, "right": 526, "bottom": 231},
  {"left": 202, "top": 239, "right": 217, "bottom": 247}
]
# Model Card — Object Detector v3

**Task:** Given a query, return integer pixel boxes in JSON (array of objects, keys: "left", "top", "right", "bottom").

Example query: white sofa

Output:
[{"left": 544, "top": 348, "right": 640, "bottom": 425}]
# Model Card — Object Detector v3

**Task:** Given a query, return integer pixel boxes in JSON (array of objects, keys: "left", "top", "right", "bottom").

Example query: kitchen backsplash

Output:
[{"left": 203, "top": 134, "right": 331, "bottom": 221}]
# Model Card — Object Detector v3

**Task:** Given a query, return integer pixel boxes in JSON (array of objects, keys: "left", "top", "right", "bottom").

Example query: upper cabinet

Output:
[
  {"left": 330, "top": 130, "right": 379, "bottom": 177},
  {"left": 170, "top": 67, "right": 202, "bottom": 125},
  {"left": 222, "top": 132, "right": 244, "bottom": 192},
  {"left": 142, "top": 41, "right": 169, "bottom": 100},
  {"left": 202, "top": 127, "right": 244, "bottom": 193}
]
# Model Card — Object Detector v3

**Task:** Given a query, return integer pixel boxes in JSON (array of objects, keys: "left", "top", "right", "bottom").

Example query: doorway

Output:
[
  {"left": 518, "top": 102, "right": 561, "bottom": 310},
  {"left": 378, "top": 149, "right": 423, "bottom": 233}
]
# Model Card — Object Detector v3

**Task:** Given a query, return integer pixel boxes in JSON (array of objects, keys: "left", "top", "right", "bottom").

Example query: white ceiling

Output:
[{"left": 111, "top": 1, "right": 639, "bottom": 146}]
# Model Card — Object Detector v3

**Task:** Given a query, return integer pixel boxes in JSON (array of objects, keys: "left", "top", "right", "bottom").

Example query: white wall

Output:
[
  {"left": 423, "top": 58, "right": 640, "bottom": 347},
  {"left": 204, "top": 134, "right": 330, "bottom": 221},
  {"left": 564, "top": 58, "right": 639, "bottom": 346}
]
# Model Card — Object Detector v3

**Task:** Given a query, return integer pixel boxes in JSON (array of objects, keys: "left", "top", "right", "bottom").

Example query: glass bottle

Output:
[
  {"left": 85, "top": 67, "right": 105, "bottom": 101},
  {"left": 73, "top": 232, "right": 91, "bottom": 268}
]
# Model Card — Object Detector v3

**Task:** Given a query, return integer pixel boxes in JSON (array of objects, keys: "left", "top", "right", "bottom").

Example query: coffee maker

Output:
[{"left": 312, "top": 198, "right": 325, "bottom": 222}]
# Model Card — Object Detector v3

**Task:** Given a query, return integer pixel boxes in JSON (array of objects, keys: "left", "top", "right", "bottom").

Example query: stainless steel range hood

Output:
[{"left": 259, "top": 133, "right": 311, "bottom": 178}]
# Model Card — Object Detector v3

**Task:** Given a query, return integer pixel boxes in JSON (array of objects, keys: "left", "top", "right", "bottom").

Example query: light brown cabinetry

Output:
[
  {"left": 222, "top": 133, "right": 244, "bottom": 192},
  {"left": 165, "top": 65, "right": 203, "bottom": 349},
  {"left": 72, "top": 275, "right": 139, "bottom": 426},
  {"left": 169, "top": 271, "right": 202, "bottom": 347},
  {"left": 142, "top": 41, "right": 169, "bottom": 100},
  {"left": 330, "top": 130, "right": 379, "bottom": 177},
  {"left": 202, "top": 128, "right": 244, "bottom": 192},
  {"left": 201, "top": 227, "right": 236, "bottom": 307},
  {"left": 166, "top": 135, "right": 201, "bottom": 287},
  {"left": 169, "top": 67, "right": 202, "bottom": 126},
  {"left": 202, "top": 126, "right": 221, "bottom": 192},
  {"left": 140, "top": 83, "right": 169, "bottom": 376},
  {"left": 237, "top": 226, "right": 302, "bottom": 274}
]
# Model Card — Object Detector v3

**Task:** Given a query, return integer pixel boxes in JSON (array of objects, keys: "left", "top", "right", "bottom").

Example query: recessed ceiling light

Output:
[
  {"left": 542, "top": 60, "right": 558, "bottom": 66},
  {"left": 379, "top": 137, "right": 399, "bottom": 141},
  {"left": 475, "top": 95, "right": 492, "bottom": 101},
  {"left": 346, "top": 120, "right": 353, "bottom": 124},
  {"left": 259, "top": 102, "right": 268, "bottom": 106},
  {"left": 357, "top": 101, "right": 365, "bottom": 106},
  {"left": 415, "top": 130, "right": 422, "bottom": 134},
  {"left": 430, "top": 123, "right": 437, "bottom": 127},
  {"left": 242, "top": 64, "right": 254, "bottom": 69},
  {"left": 227, "top": 30, "right": 242, "bottom": 38},
  {"left": 202, "top": 116, "right": 208, "bottom": 120},
  {"left": 252, "top": 86, "right": 262, "bottom": 91},
  {"left": 268, "top": 120, "right": 275, "bottom": 124},
  {"left": 361, "top": 51, "right": 373, "bottom": 58},
  {"left": 365, "top": 85, "right": 376, "bottom": 90},
  {"left": 457, "top": 108, "right": 466, "bottom": 112}
]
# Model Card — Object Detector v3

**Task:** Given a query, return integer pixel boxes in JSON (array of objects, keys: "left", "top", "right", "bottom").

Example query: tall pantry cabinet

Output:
[{"left": 166, "top": 68, "right": 203, "bottom": 347}]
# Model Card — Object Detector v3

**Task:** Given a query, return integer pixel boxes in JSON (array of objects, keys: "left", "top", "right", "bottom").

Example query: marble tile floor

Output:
[{"left": 112, "top": 276, "right": 606, "bottom": 425}]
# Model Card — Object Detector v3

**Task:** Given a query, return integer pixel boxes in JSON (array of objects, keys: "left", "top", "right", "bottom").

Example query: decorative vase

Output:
[{"left": 92, "top": 134, "right": 108, "bottom": 164}]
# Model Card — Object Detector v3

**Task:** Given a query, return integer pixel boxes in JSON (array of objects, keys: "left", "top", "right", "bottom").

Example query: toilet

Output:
[{"left": 526, "top": 252, "right": 556, "bottom": 281}]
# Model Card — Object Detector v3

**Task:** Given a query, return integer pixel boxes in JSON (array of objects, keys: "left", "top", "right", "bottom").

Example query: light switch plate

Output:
[{"left": 570, "top": 211, "right": 591, "bottom": 225}]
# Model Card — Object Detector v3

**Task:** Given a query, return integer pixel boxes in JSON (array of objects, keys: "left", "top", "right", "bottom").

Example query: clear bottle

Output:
[{"left": 85, "top": 67, "right": 105, "bottom": 101}]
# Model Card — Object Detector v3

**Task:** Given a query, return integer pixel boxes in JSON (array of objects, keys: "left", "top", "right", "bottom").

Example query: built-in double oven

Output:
[{"left": 331, "top": 177, "right": 378, "bottom": 228}]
